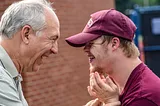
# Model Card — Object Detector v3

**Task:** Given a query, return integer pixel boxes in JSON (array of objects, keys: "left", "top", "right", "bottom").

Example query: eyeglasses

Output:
[
  {"left": 84, "top": 36, "right": 107, "bottom": 49},
  {"left": 84, "top": 42, "right": 103, "bottom": 49}
]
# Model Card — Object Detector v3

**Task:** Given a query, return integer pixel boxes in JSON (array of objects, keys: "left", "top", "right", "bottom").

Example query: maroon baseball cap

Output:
[{"left": 66, "top": 9, "right": 136, "bottom": 47}]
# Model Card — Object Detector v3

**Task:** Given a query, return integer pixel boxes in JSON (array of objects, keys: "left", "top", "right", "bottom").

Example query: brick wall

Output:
[{"left": 0, "top": 0, "right": 115, "bottom": 106}]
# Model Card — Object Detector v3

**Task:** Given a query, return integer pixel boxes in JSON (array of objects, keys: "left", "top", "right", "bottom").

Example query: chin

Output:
[
  {"left": 89, "top": 64, "right": 95, "bottom": 73},
  {"left": 89, "top": 61, "right": 98, "bottom": 71},
  {"left": 89, "top": 65, "right": 97, "bottom": 73}
]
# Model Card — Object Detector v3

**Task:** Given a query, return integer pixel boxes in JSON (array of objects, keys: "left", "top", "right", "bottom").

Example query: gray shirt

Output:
[{"left": 0, "top": 46, "right": 28, "bottom": 106}]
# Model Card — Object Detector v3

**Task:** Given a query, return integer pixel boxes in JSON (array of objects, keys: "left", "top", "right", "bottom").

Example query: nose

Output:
[
  {"left": 83, "top": 45, "right": 90, "bottom": 53},
  {"left": 51, "top": 41, "right": 58, "bottom": 54},
  {"left": 51, "top": 47, "right": 58, "bottom": 54}
]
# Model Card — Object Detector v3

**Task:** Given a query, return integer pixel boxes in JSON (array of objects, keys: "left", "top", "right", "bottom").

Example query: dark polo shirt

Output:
[{"left": 120, "top": 63, "right": 160, "bottom": 106}]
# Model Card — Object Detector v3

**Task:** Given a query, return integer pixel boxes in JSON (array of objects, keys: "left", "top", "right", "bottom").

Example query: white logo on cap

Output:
[{"left": 87, "top": 18, "right": 93, "bottom": 27}]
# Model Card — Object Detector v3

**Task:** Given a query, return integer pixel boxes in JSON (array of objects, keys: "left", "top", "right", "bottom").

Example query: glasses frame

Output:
[{"left": 84, "top": 36, "right": 107, "bottom": 49}]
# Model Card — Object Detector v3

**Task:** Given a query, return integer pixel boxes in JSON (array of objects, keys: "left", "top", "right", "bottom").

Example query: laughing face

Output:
[
  {"left": 27, "top": 26, "right": 60, "bottom": 72},
  {"left": 84, "top": 36, "right": 113, "bottom": 76},
  {"left": 21, "top": 9, "right": 60, "bottom": 72}
]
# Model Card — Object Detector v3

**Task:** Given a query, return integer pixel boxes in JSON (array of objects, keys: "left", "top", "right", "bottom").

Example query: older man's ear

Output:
[{"left": 20, "top": 25, "right": 33, "bottom": 44}]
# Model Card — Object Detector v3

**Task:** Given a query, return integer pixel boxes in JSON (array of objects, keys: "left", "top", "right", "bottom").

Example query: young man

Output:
[
  {"left": 0, "top": 0, "right": 60, "bottom": 105},
  {"left": 66, "top": 9, "right": 160, "bottom": 106}
]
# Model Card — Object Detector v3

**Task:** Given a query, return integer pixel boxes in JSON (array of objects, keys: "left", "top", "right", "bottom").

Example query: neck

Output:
[
  {"left": 108, "top": 57, "right": 142, "bottom": 93},
  {"left": 0, "top": 39, "right": 23, "bottom": 74}
]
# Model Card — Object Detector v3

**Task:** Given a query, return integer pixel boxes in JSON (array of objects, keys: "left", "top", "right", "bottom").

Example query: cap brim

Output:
[{"left": 65, "top": 32, "right": 101, "bottom": 47}]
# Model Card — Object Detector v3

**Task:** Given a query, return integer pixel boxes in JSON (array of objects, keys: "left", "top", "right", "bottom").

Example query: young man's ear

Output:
[
  {"left": 111, "top": 37, "right": 120, "bottom": 50},
  {"left": 20, "top": 25, "right": 33, "bottom": 44}
]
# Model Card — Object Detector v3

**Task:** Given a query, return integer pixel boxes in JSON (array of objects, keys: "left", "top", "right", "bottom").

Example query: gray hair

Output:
[
  {"left": 0, "top": 0, "right": 54, "bottom": 38},
  {"left": 24, "top": 0, "right": 53, "bottom": 9}
]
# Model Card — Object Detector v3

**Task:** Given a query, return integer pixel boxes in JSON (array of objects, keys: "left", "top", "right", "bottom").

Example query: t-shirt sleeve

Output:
[{"left": 128, "top": 98, "right": 157, "bottom": 106}]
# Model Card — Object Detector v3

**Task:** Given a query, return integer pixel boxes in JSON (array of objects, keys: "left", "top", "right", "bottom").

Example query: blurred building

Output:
[
  {"left": 130, "top": 6, "right": 160, "bottom": 77},
  {"left": 0, "top": 0, "right": 115, "bottom": 106}
]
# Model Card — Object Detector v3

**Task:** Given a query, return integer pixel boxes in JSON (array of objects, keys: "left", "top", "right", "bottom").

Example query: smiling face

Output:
[
  {"left": 21, "top": 9, "right": 60, "bottom": 72},
  {"left": 83, "top": 36, "right": 113, "bottom": 75}
]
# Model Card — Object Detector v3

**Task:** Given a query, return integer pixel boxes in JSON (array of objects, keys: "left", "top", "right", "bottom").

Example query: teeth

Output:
[
  {"left": 89, "top": 56, "right": 95, "bottom": 59},
  {"left": 89, "top": 56, "right": 95, "bottom": 63},
  {"left": 87, "top": 54, "right": 95, "bottom": 62},
  {"left": 42, "top": 56, "right": 47, "bottom": 59},
  {"left": 41, "top": 55, "right": 48, "bottom": 59}
]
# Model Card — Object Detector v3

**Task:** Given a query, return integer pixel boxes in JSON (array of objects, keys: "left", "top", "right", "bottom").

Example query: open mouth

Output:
[
  {"left": 88, "top": 55, "right": 95, "bottom": 63},
  {"left": 41, "top": 54, "right": 50, "bottom": 60},
  {"left": 37, "top": 55, "right": 48, "bottom": 65}
]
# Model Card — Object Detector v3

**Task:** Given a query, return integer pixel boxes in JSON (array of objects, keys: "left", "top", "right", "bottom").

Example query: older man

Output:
[
  {"left": 66, "top": 9, "right": 160, "bottom": 106},
  {"left": 0, "top": 0, "right": 60, "bottom": 105}
]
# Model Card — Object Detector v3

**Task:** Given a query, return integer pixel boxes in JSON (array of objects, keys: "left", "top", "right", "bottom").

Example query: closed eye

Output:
[{"left": 49, "top": 35, "right": 59, "bottom": 42}]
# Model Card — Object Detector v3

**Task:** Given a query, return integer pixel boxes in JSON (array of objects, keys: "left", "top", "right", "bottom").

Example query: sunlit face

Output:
[
  {"left": 84, "top": 36, "right": 112, "bottom": 75},
  {"left": 24, "top": 9, "right": 60, "bottom": 72}
]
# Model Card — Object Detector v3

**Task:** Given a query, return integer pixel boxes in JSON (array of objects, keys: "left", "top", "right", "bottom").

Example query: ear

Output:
[
  {"left": 20, "top": 25, "right": 33, "bottom": 44},
  {"left": 111, "top": 37, "right": 120, "bottom": 51}
]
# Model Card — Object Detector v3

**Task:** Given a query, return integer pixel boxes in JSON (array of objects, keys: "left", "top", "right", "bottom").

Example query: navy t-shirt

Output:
[{"left": 119, "top": 63, "right": 160, "bottom": 106}]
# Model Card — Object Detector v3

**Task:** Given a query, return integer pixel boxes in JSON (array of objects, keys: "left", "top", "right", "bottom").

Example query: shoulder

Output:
[
  {"left": 0, "top": 74, "right": 17, "bottom": 92},
  {"left": 0, "top": 65, "right": 13, "bottom": 79},
  {"left": 121, "top": 64, "right": 160, "bottom": 105},
  {"left": 0, "top": 65, "right": 16, "bottom": 91},
  {"left": 0, "top": 66, "right": 21, "bottom": 105}
]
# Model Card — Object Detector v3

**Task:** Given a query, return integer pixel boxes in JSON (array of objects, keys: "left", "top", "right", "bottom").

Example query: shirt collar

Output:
[{"left": 0, "top": 45, "right": 19, "bottom": 78}]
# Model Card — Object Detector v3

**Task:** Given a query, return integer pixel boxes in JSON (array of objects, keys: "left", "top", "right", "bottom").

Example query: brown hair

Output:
[{"left": 102, "top": 35, "right": 140, "bottom": 58}]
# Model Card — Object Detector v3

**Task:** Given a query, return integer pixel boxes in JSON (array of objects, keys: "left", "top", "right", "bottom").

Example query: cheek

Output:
[
  {"left": 40, "top": 43, "right": 52, "bottom": 52},
  {"left": 93, "top": 49, "right": 106, "bottom": 60},
  {"left": 96, "top": 48, "right": 110, "bottom": 66}
]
